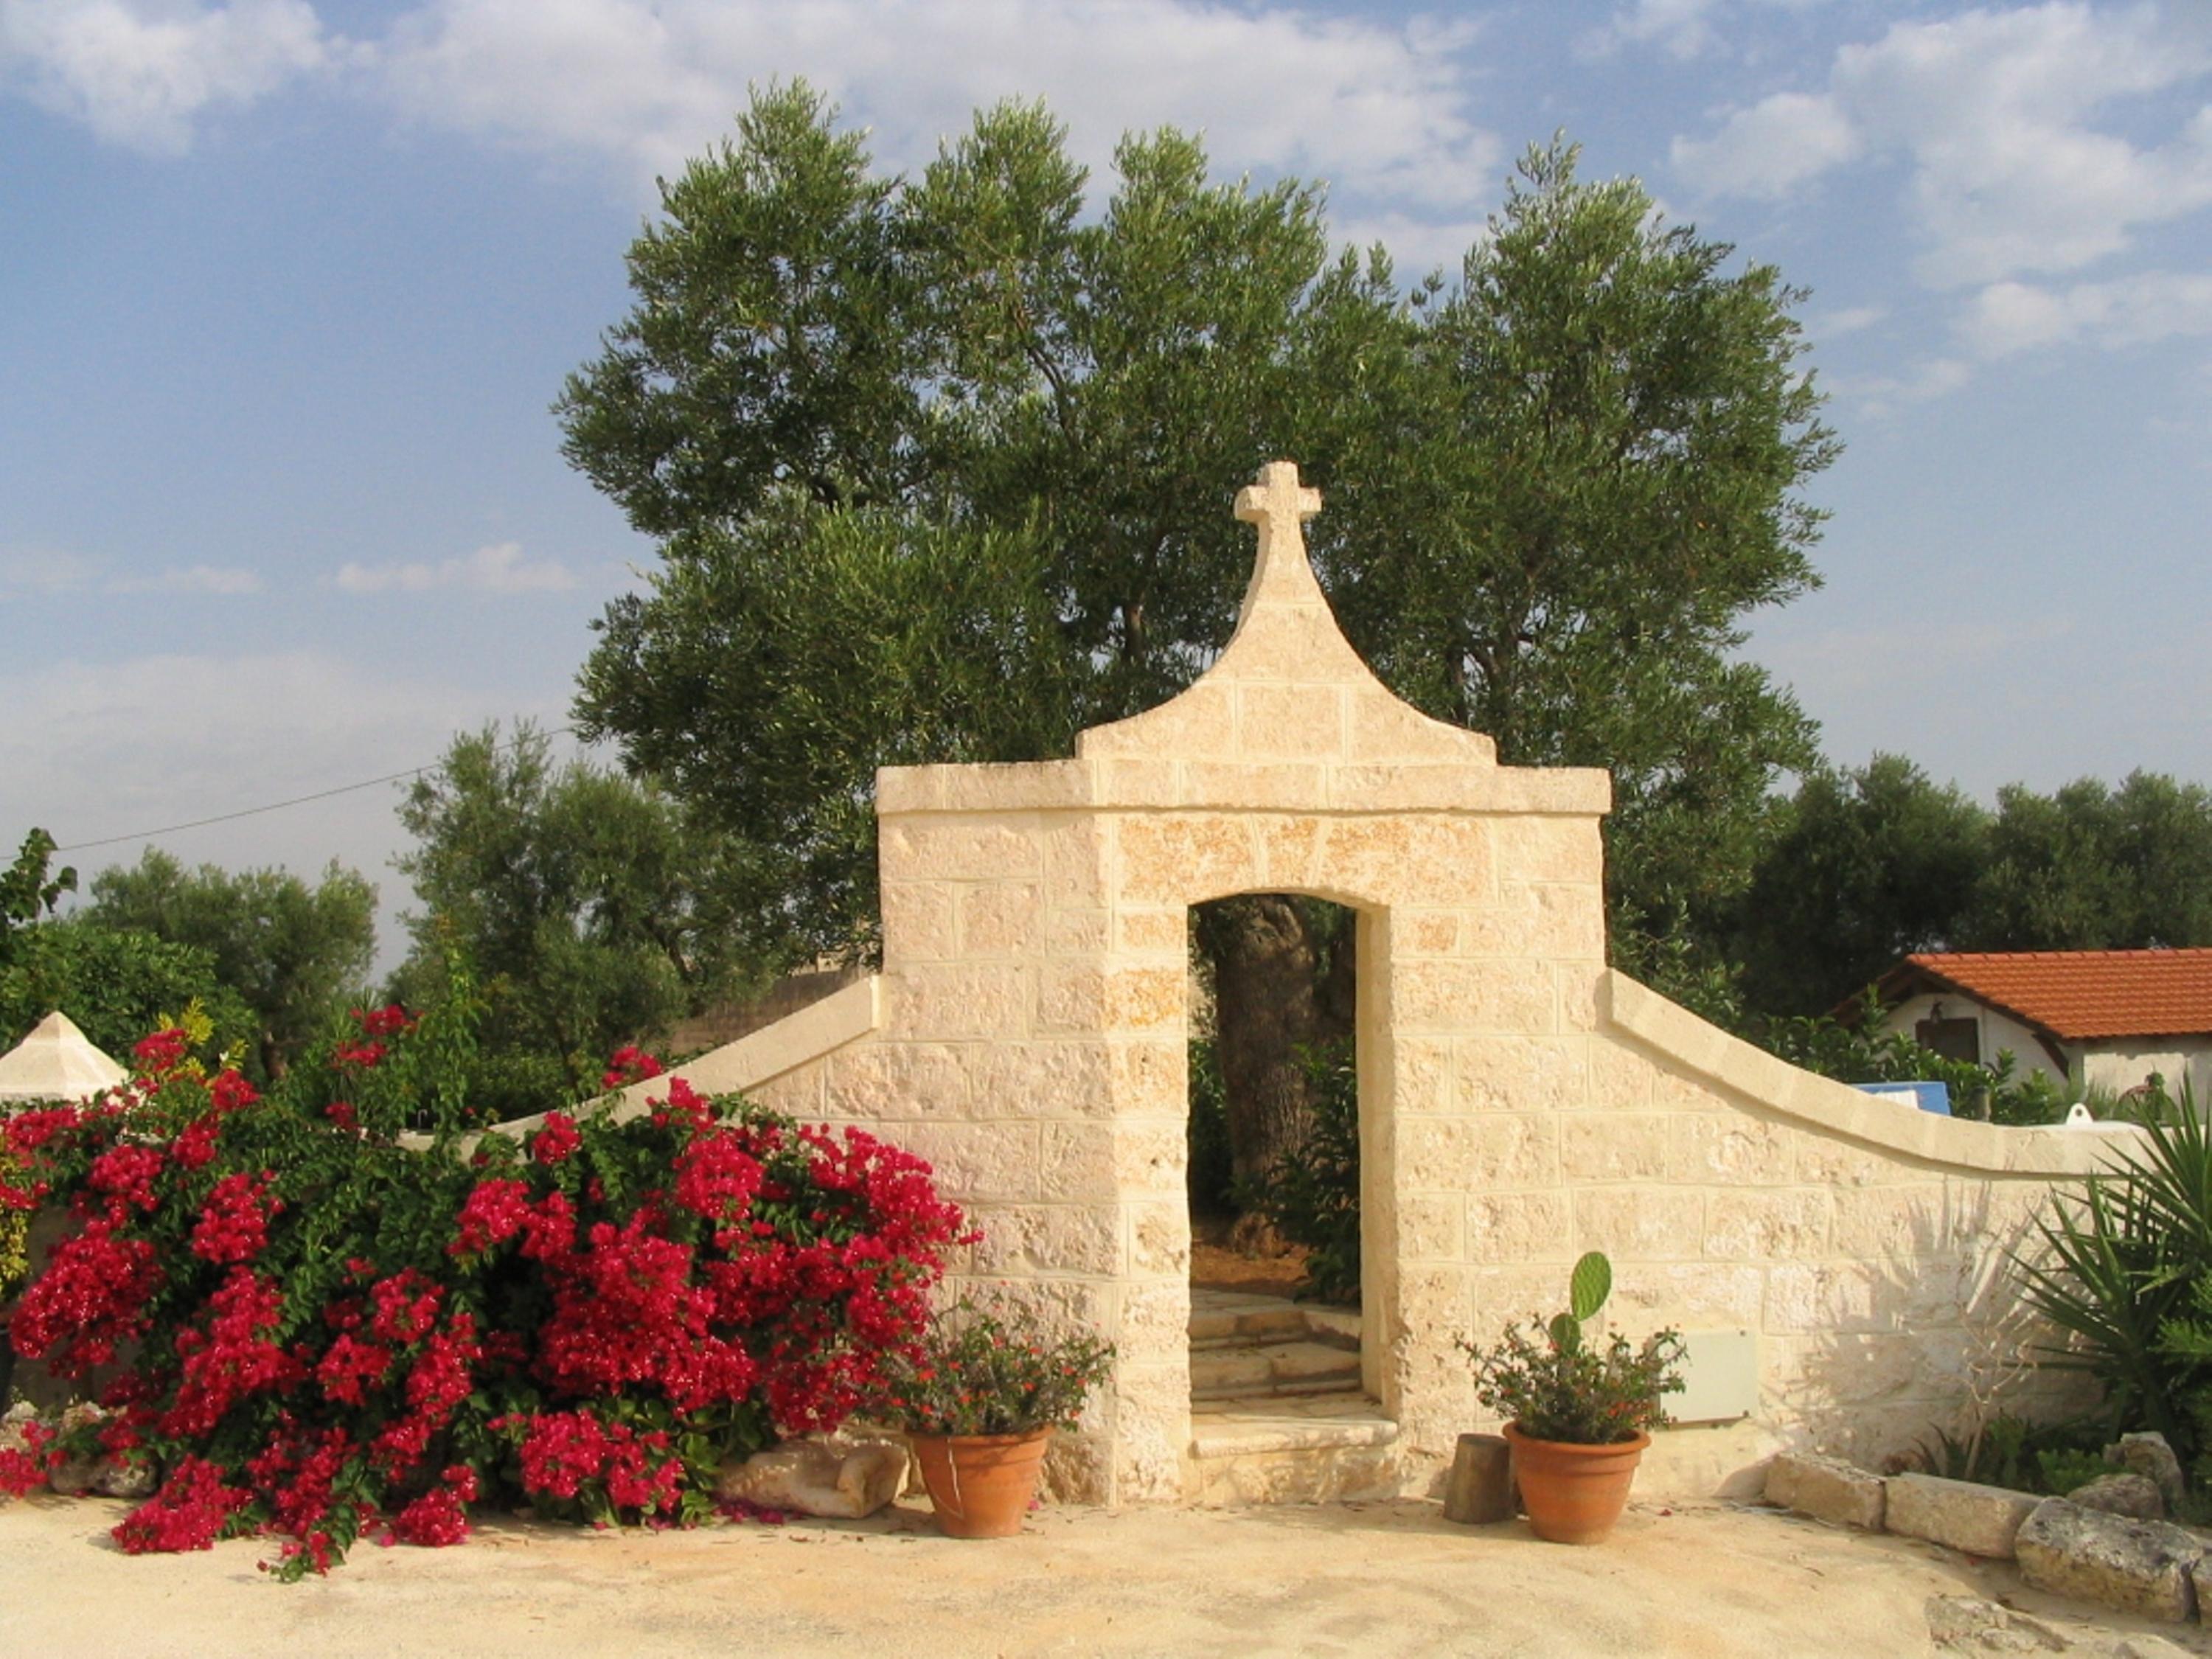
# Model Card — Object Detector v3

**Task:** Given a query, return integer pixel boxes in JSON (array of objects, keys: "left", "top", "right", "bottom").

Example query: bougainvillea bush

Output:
[{"left": 0, "top": 1004, "right": 970, "bottom": 1576}]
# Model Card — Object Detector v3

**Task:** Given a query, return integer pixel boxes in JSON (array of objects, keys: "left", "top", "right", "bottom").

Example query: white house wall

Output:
[{"left": 1879, "top": 991, "right": 2069, "bottom": 1086}]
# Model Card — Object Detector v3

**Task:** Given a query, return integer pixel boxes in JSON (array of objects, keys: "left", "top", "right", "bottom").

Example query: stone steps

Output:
[
  {"left": 1185, "top": 1288, "right": 1398, "bottom": 1503},
  {"left": 1191, "top": 1339, "right": 1362, "bottom": 1401}
]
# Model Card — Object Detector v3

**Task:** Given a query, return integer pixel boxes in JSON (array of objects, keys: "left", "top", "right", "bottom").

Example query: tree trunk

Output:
[{"left": 1195, "top": 895, "right": 1355, "bottom": 1187}]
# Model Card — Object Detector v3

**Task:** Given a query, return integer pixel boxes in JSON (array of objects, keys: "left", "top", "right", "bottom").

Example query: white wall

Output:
[
  {"left": 2077, "top": 1038, "right": 2212, "bottom": 1105},
  {"left": 1879, "top": 991, "right": 2069, "bottom": 1086}
]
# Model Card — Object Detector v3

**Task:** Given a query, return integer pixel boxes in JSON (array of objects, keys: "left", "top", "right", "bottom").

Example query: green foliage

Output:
[
  {"left": 0, "top": 829, "right": 74, "bottom": 968},
  {"left": 1753, "top": 997, "right": 2070, "bottom": 1126},
  {"left": 392, "top": 723, "right": 754, "bottom": 1119},
  {"left": 80, "top": 849, "right": 375, "bottom": 1082},
  {"left": 1728, "top": 756, "right": 1986, "bottom": 1016},
  {"left": 560, "top": 88, "right": 1834, "bottom": 1007},
  {"left": 1185, "top": 1036, "right": 1235, "bottom": 1217},
  {"left": 1326, "top": 141, "right": 1832, "bottom": 1005},
  {"left": 0, "top": 1144, "right": 27, "bottom": 1304},
  {"left": 1965, "top": 773, "right": 2212, "bottom": 951},
  {"left": 1238, "top": 1040, "right": 1361, "bottom": 1304},
  {"left": 880, "top": 1298, "right": 1114, "bottom": 1436},
  {"left": 2012, "top": 1088, "right": 2212, "bottom": 1461},
  {"left": 0, "top": 917, "right": 257, "bottom": 1062},
  {"left": 1731, "top": 763, "right": 2212, "bottom": 1020},
  {"left": 1568, "top": 1251, "right": 1612, "bottom": 1325},
  {"left": 1916, "top": 1411, "right": 2107, "bottom": 1496},
  {"left": 1461, "top": 1253, "right": 1684, "bottom": 1444}
]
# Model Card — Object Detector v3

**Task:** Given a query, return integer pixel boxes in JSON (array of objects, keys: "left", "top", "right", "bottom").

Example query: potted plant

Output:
[
  {"left": 880, "top": 1298, "right": 1113, "bottom": 1538},
  {"left": 1460, "top": 1251, "right": 1684, "bottom": 1544}
]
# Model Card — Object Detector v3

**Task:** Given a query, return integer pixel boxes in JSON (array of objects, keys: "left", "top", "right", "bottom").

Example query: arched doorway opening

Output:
[{"left": 1184, "top": 894, "right": 1392, "bottom": 1499}]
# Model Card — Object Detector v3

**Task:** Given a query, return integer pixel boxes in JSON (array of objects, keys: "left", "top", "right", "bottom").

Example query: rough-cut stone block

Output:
[
  {"left": 1116, "top": 815, "right": 1254, "bottom": 905},
  {"left": 1236, "top": 683, "right": 1345, "bottom": 760},
  {"left": 2067, "top": 1472, "right": 2164, "bottom": 1520},
  {"left": 1764, "top": 1451, "right": 1885, "bottom": 1530},
  {"left": 1921, "top": 1596, "right": 2067, "bottom": 1652},
  {"left": 1571, "top": 1186, "right": 1705, "bottom": 1262},
  {"left": 1830, "top": 1183, "right": 1950, "bottom": 1257},
  {"left": 1668, "top": 1113, "right": 1795, "bottom": 1185},
  {"left": 2108, "top": 1431, "right": 2187, "bottom": 1515},
  {"left": 1492, "top": 815, "right": 1597, "bottom": 883},
  {"left": 1254, "top": 815, "right": 1322, "bottom": 889},
  {"left": 715, "top": 1439, "right": 906, "bottom": 1519},
  {"left": 2014, "top": 1498, "right": 2203, "bottom": 1622},
  {"left": 1458, "top": 1037, "right": 1590, "bottom": 1114},
  {"left": 880, "top": 821, "right": 1040, "bottom": 882},
  {"left": 1400, "top": 1113, "right": 1558, "bottom": 1192},
  {"left": 1443, "top": 1432, "right": 1514, "bottom": 1525},
  {"left": 957, "top": 883, "right": 1040, "bottom": 956},
  {"left": 1558, "top": 1113, "right": 1669, "bottom": 1181},
  {"left": 1463, "top": 1191, "right": 1571, "bottom": 1265},
  {"left": 1885, "top": 1473, "right": 2040, "bottom": 1559},
  {"left": 1703, "top": 1189, "right": 1830, "bottom": 1262},
  {"left": 878, "top": 880, "right": 959, "bottom": 961},
  {"left": 1394, "top": 959, "right": 1557, "bottom": 1034}
]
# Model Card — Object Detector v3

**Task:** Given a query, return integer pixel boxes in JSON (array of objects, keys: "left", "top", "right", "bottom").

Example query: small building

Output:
[{"left": 1871, "top": 948, "right": 2212, "bottom": 1102}]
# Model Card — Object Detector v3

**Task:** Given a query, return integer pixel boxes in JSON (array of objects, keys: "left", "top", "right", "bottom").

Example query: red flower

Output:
[
  {"left": 531, "top": 1112, "right": 582, "bottom": 1166},
  {"left": 131, "top": 1028, "right": 190, "bottom": 1075}
]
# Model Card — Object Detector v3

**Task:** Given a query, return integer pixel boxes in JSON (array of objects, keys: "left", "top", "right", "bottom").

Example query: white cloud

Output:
[
  {"left": 1584, "top": 0, "right": 1831, "bottom": 63},
  {"left": 1811, "top": 303, "right": 1885, "bottom": 338},
  {"left": 378, "top": 0, "right": 1500, "bottom": 218},
  {"left": 1672, "top": 89, "right": 1859, "bottom": 196},
  {"left": 1827, "top": 354, "right": 1974, "bottom": 417},
  {"left": 0, "top": 0, "right": 331, "bottom": 153},
  {"left": 105, "top": 563, "right": 262, "bottom": 594},
  {"left": 1674, "top": 3, "right": 2212, "bottom": 287},
  {"left": 1961, "top": 270, "right": 2212, "bottom": 358},
  {"left": 335, "top": 540, "right": 574, "bottom": 596}
]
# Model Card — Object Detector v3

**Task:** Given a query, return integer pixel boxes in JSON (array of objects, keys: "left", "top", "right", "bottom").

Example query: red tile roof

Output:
[{"left": 1899, "top": 949, "right": 2212, "bottom": 1041}]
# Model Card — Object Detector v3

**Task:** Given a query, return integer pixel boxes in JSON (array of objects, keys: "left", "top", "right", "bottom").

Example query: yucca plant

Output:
[{"left": 2011, "top": 1084, "right": 2212, "bottom": 1461}]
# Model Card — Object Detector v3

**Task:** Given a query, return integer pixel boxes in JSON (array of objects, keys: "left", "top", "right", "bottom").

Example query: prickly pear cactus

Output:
[{"left": 1568, "top": 1251, "right": 1612, "bottom": 1324}]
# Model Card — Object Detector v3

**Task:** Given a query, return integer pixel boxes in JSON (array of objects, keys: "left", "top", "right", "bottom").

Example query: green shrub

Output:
[
  {"left": 1754, "top": 997, "right": 2073, "bottom": 1125},
  {"left": 1238, "top": 1040, "right": 1360, "bottom": 1304},
  {"left": 1460, "top": 1252, "right": 1684, "bottom": 1444},
  {"left": 1185, "top": 1037, "right": 1235, "bottom": 1218},
  {"left": 1916, "top": 1410, "right": 2106, "bottom": 1495},
  {"left": 2013, "top": 1085, "right": 2212, "bottom": 1469}
]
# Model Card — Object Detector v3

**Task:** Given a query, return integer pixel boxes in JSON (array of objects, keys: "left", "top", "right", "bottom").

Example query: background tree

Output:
[
  {"left": 1318, "top": 144, "right": 1833, "bottom": 1022},
  {"left": 560, "top": 87, "right": 1836, "bottom": 1178},
  {"left": 82, "top": 849, "right": 375, "bottom": 1080},
  {"left": 1727, "top": 765, "right": 2212, "bottom": 1023},
  {"left": 1, "top": 918, "right": 257, "bottom": 1064},
  {"left": 392, "top": 723, "right": 753, "bottom": 1119},
  {"left": 1958, "top": 773, "right": 2212, "bottom": 952},
  {"left": 1, "top": 828, "right": 74, "bottom": 977},
  {"left": 1727, "top": 756, "right": 1988, "bottom": 1016}
]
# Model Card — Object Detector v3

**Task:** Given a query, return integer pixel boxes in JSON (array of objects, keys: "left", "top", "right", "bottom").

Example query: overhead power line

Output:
[{"left": 53, "top": 726, "right": 579, "bottom": 855}]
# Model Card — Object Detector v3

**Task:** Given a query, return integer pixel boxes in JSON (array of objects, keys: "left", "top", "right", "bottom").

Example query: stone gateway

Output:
[{"left": 558, "top": 462, "right": 2123, "bottom": 1506}]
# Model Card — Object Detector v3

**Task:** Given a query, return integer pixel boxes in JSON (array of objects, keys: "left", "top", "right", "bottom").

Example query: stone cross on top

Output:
[{"left": 1231, "top": 460, "right": 1326, "bottom": 619}]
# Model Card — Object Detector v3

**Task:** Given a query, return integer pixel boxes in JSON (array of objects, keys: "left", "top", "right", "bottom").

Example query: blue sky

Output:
[{"left": 2, "top": 0, "right": 2209, "bottom": 954}]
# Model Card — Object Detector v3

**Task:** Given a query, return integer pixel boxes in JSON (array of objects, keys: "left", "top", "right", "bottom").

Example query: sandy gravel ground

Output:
[{"left": 2, "top": 1492, "right": 2205, "bottom": 1658}]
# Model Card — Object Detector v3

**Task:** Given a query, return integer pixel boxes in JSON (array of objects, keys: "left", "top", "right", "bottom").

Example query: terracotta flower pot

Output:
[
  {"left": 906, "top": 1429, "right": 1051, "bottom": 1538},
  {"left": 1501, "top": 1422, "right": 1649, "bottom": 1545}
]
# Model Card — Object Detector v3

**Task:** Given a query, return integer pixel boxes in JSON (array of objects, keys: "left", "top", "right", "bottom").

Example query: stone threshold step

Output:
[{"left": 1189, "top": 1394, "right": 1399, "bottom": 1460}]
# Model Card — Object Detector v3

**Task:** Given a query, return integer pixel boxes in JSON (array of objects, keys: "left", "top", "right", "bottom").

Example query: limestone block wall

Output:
[
  {"left": 1460, "top": 974, "right": 2129, "bottom": 1497},
  {"left": 490, "top": 462, "right": 2139, "bottom": 1509}
]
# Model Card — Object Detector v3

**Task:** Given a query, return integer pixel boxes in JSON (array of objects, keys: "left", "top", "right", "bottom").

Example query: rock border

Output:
[{"left": 1763, "top": 1448, "right": 2211, "bottom": 1627}]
